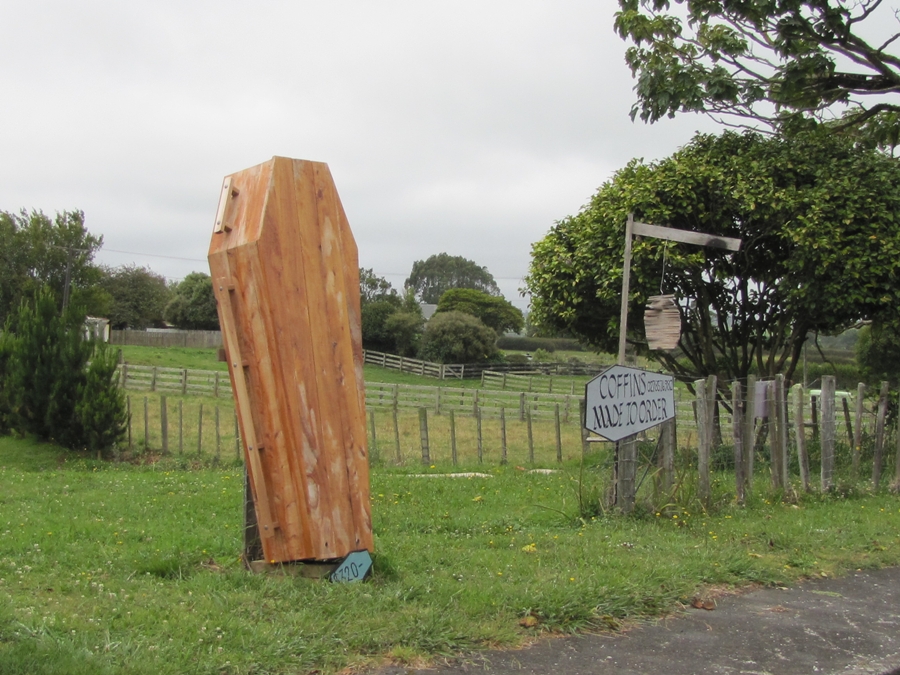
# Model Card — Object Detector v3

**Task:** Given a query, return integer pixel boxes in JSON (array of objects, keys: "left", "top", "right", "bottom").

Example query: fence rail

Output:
[{"left": 111, "top": 329, "right": 223, "bottom": 349}]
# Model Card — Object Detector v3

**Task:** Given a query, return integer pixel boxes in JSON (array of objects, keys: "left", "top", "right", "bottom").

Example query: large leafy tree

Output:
[
  {"left": 615, "top": 0, "right": 900, "bottom": 146},
  {"left": 405, "top": 253, "right": 501, "bottom": 304},
  {"left": 165, "top": 272, "right": 219, "bottom": 330},
  {"left": 101, "top": 265, "right": 171, "bottom": 329},
  {"left": 359, "top": 268, "right": 398, "bottom": 305},
  {"left": 0, "top": 210, "right": 105, "bottom": 322},
  {"left": 525, "top": 130, "right": 900, "bottom": 384},
  {"left": 436, "top": 288, "right": 525, "bottom": 335}
]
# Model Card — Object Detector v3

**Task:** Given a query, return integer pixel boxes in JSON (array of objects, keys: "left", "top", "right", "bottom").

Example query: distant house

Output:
[
  {"left": 420, "top": 303, "right": 438, "bottom": 321},
  {"left": 84, "top": 317, "right": 110, "bottom": 342}
]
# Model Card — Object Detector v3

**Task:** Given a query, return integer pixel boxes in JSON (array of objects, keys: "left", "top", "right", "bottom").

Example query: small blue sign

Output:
[{"left": 330, "top": 550, "right": 373, "bottom": 583}]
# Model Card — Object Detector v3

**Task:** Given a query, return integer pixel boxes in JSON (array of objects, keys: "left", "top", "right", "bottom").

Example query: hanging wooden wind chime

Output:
[{"left": 644, "top": 294, "right": 681, "bottom": 351}]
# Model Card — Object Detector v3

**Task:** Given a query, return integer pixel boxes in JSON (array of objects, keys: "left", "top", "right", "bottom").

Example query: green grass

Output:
[
  {"left": 1, "top": 436, "right": 899, "bottom": 674},
  {"left": 116, "top": 346, "right": 228, "bottom": 372}
]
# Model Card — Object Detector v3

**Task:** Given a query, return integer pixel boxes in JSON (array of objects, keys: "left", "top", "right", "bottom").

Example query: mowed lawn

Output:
[{"left": 2, "top": 436, "right": 900, "bottom": 675}]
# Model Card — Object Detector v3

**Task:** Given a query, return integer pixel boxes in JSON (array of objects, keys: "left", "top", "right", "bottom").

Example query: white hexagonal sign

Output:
[{"left": 584, "top": 365, "right": 675, "bottom": 441}]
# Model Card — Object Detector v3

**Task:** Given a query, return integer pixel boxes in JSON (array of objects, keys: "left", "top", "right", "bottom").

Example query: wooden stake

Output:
[
  {"left": 743, "top": 376, "right": 756, "bottom": 492},
  {"left": 476, "top": 407, "right": 483, "bottom": 464},
  {"left": 179, "top": 400, "right": 184, "bottom": 455},
  {"left": 500, "top": 407, "right": 508, "bottom": 465},
  {"left": 527, "top": 405, "right": 534, "bottom": 464},
  {"left": 792, "top": 384, "right": 810, "bottom": 492},
  {"left": 369, "top": 409, "right": 378, "bottom": 462},
  {"left": 198, "top": 403, "right": 204, "bottom": 456},
  {"left": 852, "top": 382, "right": 866, "bottom": 479},
  {"left": 215, "top": 406, "right": 221, "bottom": 462},
  {"left": 554, "top": 403, "right": 562, "bottom": 463},
  {"left": 873, "top": 381, "right": 889, "bottom": 488},
  {"left": 661, "top": 417, "right": 676, "bottom": 499},
  {"left": 820, "top": 376, "right": 836, "bottom": 492},
  {"left": 160, "top": 395, "right": 169, "bottom": 455},
  {"left": 418, "top": 408, "right": 430, "bottom": 465},
  {"left": 392, "top": 406, "right": 402, "bottom": 464},
  {"left": 732, "top": 381, "right": 744, "bottom": 504},
  {"left": 143, "top": 397, "right": 149, "bottom": 450},
  {"left": 450, "top": 409, "right": 457, "bottom": 466}
]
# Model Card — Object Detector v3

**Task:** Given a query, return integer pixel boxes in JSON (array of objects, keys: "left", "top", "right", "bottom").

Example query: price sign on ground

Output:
[
  {"left": 330, "top": 550, "right": 373, "bottom": 583},
  {"left": 584, "top": 365, "right": 675, "bottom": 442}
]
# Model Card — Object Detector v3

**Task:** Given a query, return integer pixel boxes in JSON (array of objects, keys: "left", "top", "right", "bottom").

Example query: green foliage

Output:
[
  {"left": 405, "top": 253, "right": 501, "bottom": 303},
  {"left": 100, "top": 264, "right": 171, "bottom": 329},
  {"left": 359, "top": 268, "right": 398, "bottom": 304},
  {"left": 76, "top": 343, "right": 128, "bottom": 457},
  {"left": 525, "top": 130, "right": 900, "bottom": 383},
  {"left": 361, "top": 299, "right": 403, "bottom": 351},
  {"left": 2, "top": 288, "right": 127, "bottom": 454},
  {"left": 419, "top": 311, "right": 499, "bottom": 364},
  {"left": 532, "top": 348, "right": 555, "bottom": 362},
  {"left": 0, "top": 210, "right": 104, "bottom": 323},
  {"left": 164, "top": 272, "right": 219, "bottom": 330},
  {"left": 857, "top": 319, "right": 900, "bottom": 386},
  {"left": 614, "top": 0, "right": 900, "bottom": 147},
  {"left": 384, "top": 310, "right": 425, "bottom": 357},
  {"left": 436, "top": 288, "right": 524, "bottom": 334},
  {"left": 496, "top": 336, "right": 585, "bottom": 352}
]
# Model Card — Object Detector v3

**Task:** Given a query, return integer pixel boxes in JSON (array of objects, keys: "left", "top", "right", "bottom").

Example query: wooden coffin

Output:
[
  {"left": 208, "top": 156, "right": 372, "bottom": 563},
  {"left": 644, "top": 294, "right": 681, "bottom": 351}
]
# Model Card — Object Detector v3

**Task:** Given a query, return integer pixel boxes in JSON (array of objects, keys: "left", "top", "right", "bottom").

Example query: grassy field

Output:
[{"left": 1, "top": 436, "right": 900, "bottom": 674}]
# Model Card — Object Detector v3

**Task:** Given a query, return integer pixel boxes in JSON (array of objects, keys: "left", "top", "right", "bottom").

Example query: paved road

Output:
[{"left": 374, "top": 566, "right": 900, "bottom": 675}]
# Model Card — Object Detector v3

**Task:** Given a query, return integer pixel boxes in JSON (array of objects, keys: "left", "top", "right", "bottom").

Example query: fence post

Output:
[
  {"left": 198, "top": 403, "right": 204, "bottom": 456},
  {"left": 519, "top": 392, "right": 525, "bottom": 422},
  {"left": 820, "top": 375, "right": 836, "bottom": 491},
  {"left": 810, "top": 394, "right": 819, "bottom": 442},
  {"left": 661, "top": 416, "right": 676, "bottom": 499},
  {"left": 179, "top": 400, "right": 184, "bottom": 454},
  {"left": 852, "top": 382, "right": 866, "bottom": 479},
  {"left": 792, "top": 384, "right": 810, "bottom": 492},
  {"left": 579, "top": 399, "right": 588, "bottom": 455},
  {"left": 450, "top": 409, "right": 457, "bottom": 466},
  {"left": 476, "top": 407, "right": 484, "bottom": 464},
  {"left": 554, "top": 403, "right": 562, "bottom": 463},
  {"left": 743, "top": 375, "right": 757, "bottom": 491},
  {"left": 893, "top": 415, "right": 900, "bottom": 493},
  {"left": 214, "top": 371, "right": 220, "bottom": 398},
  {"left": 127, "top": 395, "right": 132, "bottom": 452},
  {"left": 151, "top": 367, "right": 157, "bottom": 392},
  {"left": 160, "top": 395, "right": 169, "bottom": 456},
  {"left": 181, "top": 369, "right": 188, "bottom": 396},
  {"left": 143, "top": 396, "right": 149, "bottom": 450},
  {"left": 732, "top": 381, "right": 744, "bottom": 504},
  {"left": 235, "top": 410, "right": 241, "bottom": 460},
  {"left": 527, "top": 406, "right": 534, "bottom": 464},
  {"left": 121, "top": 362, "right": 128, "bottom": 389},
  {"left": 392, "top": 406, "right": 402, "bottom": 464},
  {"left": 215, "top": 406, "right": 221, "bottom": 462},
  {"left": 695, "top": 376, "right": 714, "bottom": 506},
  {"left": 369, "top": 409, "right": 378, "bottom": 462},
  {"left": 418, "top": 408, "right": 430, "bottom": 465},
  {"left": 771, "top": 374, "right": 787, "bottom": 490},
  {"left": 873, "top": 381, "right": 889, "bottom": 488},
  {"left": 473, "top": 389, "right": 480, "bottom": 418},
  {"left": 500, "top": 407, "right": 508, "bottom": 465},
  {"left": 435, "top": 387, "right": 441, "bottom": 415},
  {"left": 841, "top": 397, "right": 853, "bottom": 447}
]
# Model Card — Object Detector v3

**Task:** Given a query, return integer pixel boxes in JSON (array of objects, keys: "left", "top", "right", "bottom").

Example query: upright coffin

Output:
[{"left": 208, "top": 157, "right": 373, "bottom": 563}]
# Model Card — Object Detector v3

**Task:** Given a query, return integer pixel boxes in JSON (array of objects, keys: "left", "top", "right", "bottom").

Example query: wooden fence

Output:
[
  {"left": 118, "top": 364, "right": 230, "bottom": 397},
  {"left": 362, "top": 350, "right": 465, "bottom": 379},
  {"left": 111, "top": 329, "right": 223, "bottom": 349},
  {"left": 120, "top": 374, "right": 900, "bottom": 497}
]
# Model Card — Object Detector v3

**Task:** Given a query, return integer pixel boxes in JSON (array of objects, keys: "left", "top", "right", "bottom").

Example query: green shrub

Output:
[
  {"left": 419, "top": 311, "right": 498, "bottom": 364},
  {"left": 3, "top": 288, "right": 127, "bottom": 455},
  {"left": 532, "top": 348, "right": 555, "bottom": 362}
]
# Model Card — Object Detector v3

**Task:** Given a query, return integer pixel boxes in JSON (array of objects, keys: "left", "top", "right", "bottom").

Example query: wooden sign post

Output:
[
  {"left": 208, "top": 157, "right": 373, "bottom": 566},
  {"left": 608, "top": 214, "right": 741, "bottom": 512}
]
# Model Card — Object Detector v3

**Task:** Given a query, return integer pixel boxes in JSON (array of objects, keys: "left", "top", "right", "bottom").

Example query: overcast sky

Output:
[{"left": 1, "top": 0, "right": 718, "bottom": 308}]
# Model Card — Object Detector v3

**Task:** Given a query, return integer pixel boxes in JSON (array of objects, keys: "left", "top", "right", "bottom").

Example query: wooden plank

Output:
[{"left": 632, "top": 220, "right": 742, "bottom": 251}]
